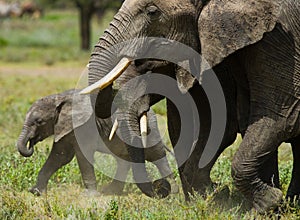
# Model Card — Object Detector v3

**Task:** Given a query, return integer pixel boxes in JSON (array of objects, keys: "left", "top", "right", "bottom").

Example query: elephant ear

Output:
[
  {"left": 54, "top": 91, "right": 93, "bottom": 143},
  {"left": 199, "top": 0, "right": 281, "bottom": 69}
]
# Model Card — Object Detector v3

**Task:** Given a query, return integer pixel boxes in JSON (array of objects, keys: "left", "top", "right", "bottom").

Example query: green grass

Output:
[{"left": 0, "top": 9, "right": 299, "bottom": 219}]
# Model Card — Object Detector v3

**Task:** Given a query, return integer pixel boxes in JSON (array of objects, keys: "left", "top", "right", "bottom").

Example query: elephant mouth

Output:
[{"left": 27, "top": 136, "right": 40, "bottom": 150}]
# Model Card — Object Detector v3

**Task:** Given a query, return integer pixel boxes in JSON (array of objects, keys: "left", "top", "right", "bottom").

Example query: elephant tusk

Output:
[
  {"left": 80, "top": 57, "right": 132, "bottom": 94},
  {"left": 109, "top": 119, "right": 118, "bottom": 141},
  {"left": 140, "top": 113, "right": 147, "bottom": 148}
]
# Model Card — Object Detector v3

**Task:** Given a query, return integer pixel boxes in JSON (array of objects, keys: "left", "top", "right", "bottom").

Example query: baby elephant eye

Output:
[
  {"left": 146, "top": 5, "right": 160, "bottom": 18},
  {"left": 36, "top": 119, "right": 43, "bottom": 125}
]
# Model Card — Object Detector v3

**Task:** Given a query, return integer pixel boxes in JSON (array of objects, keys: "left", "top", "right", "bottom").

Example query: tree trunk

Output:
[{"left": 79, "top": 6, "right": 93, "bottom": 50}]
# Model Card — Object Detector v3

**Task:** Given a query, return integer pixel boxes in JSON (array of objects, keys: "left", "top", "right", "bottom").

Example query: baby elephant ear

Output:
[
  {"left": 54, "top": 93, "right": 93, "bottom": 143},
  {"left": 54, "top": 100, "right": 73, "bottom": 142},
  {"left": 199, "top": 0, "right": 280, "bottom": 69}
]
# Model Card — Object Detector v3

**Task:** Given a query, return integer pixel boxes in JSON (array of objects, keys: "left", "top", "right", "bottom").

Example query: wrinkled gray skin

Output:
[
  {"left": 87, "top": 0, "right": 300, "bottom": 213},
  {"left": 17, "top": 89, "right": 176, "bottom": 196},
  {"left": 134, "top": 59, "right": 282, "bottom": 201}
]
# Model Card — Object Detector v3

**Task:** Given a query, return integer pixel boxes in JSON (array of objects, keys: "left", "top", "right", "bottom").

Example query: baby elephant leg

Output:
[
  {"left": 30, "top": 139, "right": 75, "bottom": 196},
  {"left": 101, "top": 158, "right": 130, "bottom": 195},
  {"left": 73, "top": 144, "right": 97, "bottom": 195}
]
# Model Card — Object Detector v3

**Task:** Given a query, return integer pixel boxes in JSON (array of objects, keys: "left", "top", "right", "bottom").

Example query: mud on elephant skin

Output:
[
  {"left": 17, "top": 89, "right": 177, "bottom": 196},
  {"left": 82, "top": 0, "right": 300, "bottom": 213}
]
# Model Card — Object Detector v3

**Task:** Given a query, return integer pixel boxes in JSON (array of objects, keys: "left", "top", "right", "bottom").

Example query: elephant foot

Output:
[
  {"left": 253, "top": 186, "right": 283, "bottom": 214},
  {"left": 101, "top": 180, "right": 125, "bottom": 195},
  {"left": 29, "top": 186, "right": 45, "bottom": 196},
  {"left": 211, "top": 185, "right": 230, "bottom": 204}
]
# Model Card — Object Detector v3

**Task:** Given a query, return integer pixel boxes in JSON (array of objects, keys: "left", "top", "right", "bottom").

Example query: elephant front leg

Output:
[
  {"left": 231, "top": 118, "right": 284, "bottom": 214},
  {"left": 182, "top": 150, "right": 217, "bottom": 195},
  {"left": 167, "top": 99, "right": 191, "bottom": 199},
  {"left": 286, "top": 138, "right": 300, "bottom": 203},
  {"left": 101, "top": 159, "right": 129, "bottom": 195},
  {"left": 167, "top": 99, "right": 205, "bottom": 199},
  {"left": 30, "top": 140, "right": 75, "bottom": 196}
]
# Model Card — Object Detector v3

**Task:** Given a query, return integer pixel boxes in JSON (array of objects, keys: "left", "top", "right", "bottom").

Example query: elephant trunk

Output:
[
  {"left": 120, "top": 108, "right": 171, "bottom": 198},
  {"left": 126, "top": 142, "right": 171, "bottom": 198},
  {"left": 17, "top": 127, "right": 34, "bottom": 157},
  {"left": 88, "top": 12, "right": 131, "bottom": 118},
  {"left": 115, "top": 93, "right": 170, "bottom": 198}
]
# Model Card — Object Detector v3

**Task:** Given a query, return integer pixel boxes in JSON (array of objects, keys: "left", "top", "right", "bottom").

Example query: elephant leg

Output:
[
  {"left": 259, "top": 151, "right": 280, "bottom": 189},
  {"left": 167, "top": 98, "right": 192, "bottom": 200},
  {"left": 30, "top": 139, "right": 75, "bottom": 196},
  {"left": 73, "top": 143, "right": 97, "bottom": 192},
  {"left": 232, "top": 118, "right": 284, "bottom": 214},
  {"left": 167, "top": 98, "right": 207, "bottom": 199},
  {"left": 101, "top": 158, "right": 129, "bottom": 195},
  {"left": 286, "top": 137, "right": 300, "bottom": 203}
]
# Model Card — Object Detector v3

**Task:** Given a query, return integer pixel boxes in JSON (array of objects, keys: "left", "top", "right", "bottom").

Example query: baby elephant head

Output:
[
  {"left": 17, "top": 90, "right": 92, "bottom": 157},
  {"left": 17, "top": 90, "right": 76, "bottom": 157}
]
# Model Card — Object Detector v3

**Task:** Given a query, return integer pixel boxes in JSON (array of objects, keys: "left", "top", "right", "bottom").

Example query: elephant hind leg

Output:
[
  {"left": 31, "top": 140, "right": 75, "bottom": 195},
  {"left": 231, "top": 117, "right": 284, "bottom": 214},
  {"left": 286, "top": 137, "right": 300, "bottom": 204}
]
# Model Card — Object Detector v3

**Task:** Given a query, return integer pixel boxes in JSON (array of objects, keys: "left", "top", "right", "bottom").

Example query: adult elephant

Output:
[{"left": 81, "top": 0, "right": 299, "bottom": 213}]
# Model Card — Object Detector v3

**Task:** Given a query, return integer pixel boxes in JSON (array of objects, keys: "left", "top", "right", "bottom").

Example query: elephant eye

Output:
[
  {"left": 36, "top": 118, "right": 43, "bottom": 125},
  {"left": 146, "top": 5, "right": 160, "bottom": 19}
]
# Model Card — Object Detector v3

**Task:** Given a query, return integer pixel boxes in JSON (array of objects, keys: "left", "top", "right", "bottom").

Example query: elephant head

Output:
[{"left": 17, "top": 90, "right": 91, "bottom": 157}]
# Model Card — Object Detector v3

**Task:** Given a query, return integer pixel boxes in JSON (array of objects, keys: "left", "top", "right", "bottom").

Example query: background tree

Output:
[
  {"left": 74, "top": 0, "right": 94, "bottom": 50},
  {"left": 74, "top": 0, "right": 123, "bottom": 50},
  {"left": 36, "top": 0, "right": 123, "bottom": 50}
]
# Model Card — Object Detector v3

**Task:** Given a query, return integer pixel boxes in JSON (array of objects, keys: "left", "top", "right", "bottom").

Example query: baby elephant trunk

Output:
[{"left": 17, "top": 128, "right": 34, "bottom": 157}]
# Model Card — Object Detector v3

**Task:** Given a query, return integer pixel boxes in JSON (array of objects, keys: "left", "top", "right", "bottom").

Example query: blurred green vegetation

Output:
[{"left": 0, "top": 9, "right": 115, "bottom": 65}]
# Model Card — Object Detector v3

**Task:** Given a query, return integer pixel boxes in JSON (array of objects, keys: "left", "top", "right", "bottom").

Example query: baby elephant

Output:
[{"left": 17, "top": 89, "right": 177, "bottom": 196}]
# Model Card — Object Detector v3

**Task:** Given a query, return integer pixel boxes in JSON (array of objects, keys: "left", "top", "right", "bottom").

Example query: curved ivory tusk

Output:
[
  {"left": 140, "top": 113, "right": 147, "bottom": 148},
  {"left": 80, "top": 57, "right": 132, "bottom": 94},
  {"left": 109, "top": 119, "right": 119, "bottom": 141}
]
